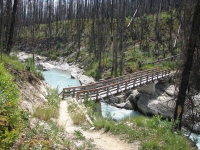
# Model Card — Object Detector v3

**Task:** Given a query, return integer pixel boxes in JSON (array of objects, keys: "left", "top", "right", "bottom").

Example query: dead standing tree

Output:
[
  {"left": 174, "top": 0, "right": 200, "bottom": 130},
  {"left": 6, "top": 0, "right": 18, "bottom": 54}
]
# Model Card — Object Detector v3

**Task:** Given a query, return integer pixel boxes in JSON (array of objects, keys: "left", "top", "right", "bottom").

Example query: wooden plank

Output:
[{"left": 63, "top": 69, "right": 170, "bottom": 100}]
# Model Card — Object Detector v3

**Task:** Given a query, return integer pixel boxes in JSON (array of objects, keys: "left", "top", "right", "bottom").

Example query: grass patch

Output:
[
  {"left": 13, "top": 119, "right": 75, "bottom": 149},
  {"left": 92, "top": 114, "right": 196, "bottom": 150},
  {"left": 73, "top": 130, "right": 85, "bottom": 140},
  {"left": 25, "top": 58, "right": 44, "bottom": 79},
  {"left": 1, "top": 53, "right": 25, "bottom": 71},
  {"left": 33, "top": 88, "right": 61, "bottom": 121},
  {"left": 33, "top": 105, "right": 58, "bottom": 121},
  {"left": 67, "top": 101, "right": 86, "bottom": 125}
]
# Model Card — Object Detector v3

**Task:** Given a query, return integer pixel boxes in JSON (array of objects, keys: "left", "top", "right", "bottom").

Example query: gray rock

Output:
[
  {"left": 108, "top": 97, "right": 116, "bottom": 104},
  {"left": 38, "top": 62, "right": 55, "bottom": 71},
  {"left": 125, "top": 90, "right": 133, "bottom": 97},
  {"left": 114, "top": 101, "right": 134, "bottom": 110},
  {"left": 116, "top": 95, "right": 125, "bottom": 104},
  {"left": 124, "top": 101, "right": 134, "bottom": 110},
  {"left": 114, "top": 102, "right": 126, "bottom": 108},
  {"left": 138, "top": 82, "right": 156, "bottom": 95},
  {"left": 126, "top": 90, "right": 140, "bottom": 110},
  {"left": 192, "top": 122, "right": 200, "bottom": 133},
  {"left": 137, "top": 93, "right": 174, "bottom": 118},
  {"left": 108, "top": 95, "right": 125, "bottom": 104},
  {"left": 165, "top": 85, "right": 175, "bottom": 96}
]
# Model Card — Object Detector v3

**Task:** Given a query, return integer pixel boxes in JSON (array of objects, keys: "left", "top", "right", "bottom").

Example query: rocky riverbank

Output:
[
  {"left": 15, "top": 51, "right": 95, "bottom": 85},
  {"left": 104, "top": 79, "right": 176, "bottom": 118},
  {"left": 103, "top": 78, "right": 200, "bottom": 134}
]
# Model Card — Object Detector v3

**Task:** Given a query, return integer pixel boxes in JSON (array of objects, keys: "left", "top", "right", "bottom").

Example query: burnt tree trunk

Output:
[
  {"left": 174, "top": 0, "right": 200, "bottom": 130},
  {"left": 6, "top": 0, "right": 18, "bottom": 54}
]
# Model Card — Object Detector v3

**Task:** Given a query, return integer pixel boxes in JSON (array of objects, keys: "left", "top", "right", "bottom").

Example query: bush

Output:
[
  {"left": 67, "top": 101, "right": 86, "bottom": 125},
  {"left": 0, "top": 63, "right": 21, "bottom": 149},
  {"left": 33, "top": 88, "right": 61, "bottom": 121},
  {"left": 25, "top": 58, "right": 44, "bottom": 79},
  {"left": 33, "top": 105, "right": 58, "bottom": 121}
]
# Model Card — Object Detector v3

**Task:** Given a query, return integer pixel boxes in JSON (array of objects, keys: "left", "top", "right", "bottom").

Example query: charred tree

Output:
[
  {"left": 6, "top": 0, "right": 18, "bottom": 54},
  {"left": 174, "top": 0, "right": 200, "bottom": 130}
]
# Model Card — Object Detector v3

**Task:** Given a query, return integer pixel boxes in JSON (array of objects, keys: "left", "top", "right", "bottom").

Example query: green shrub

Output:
[
  {"left": 0, "top": 63, "right": 21, "bottom": 149},
  {"left": 33, "top": 88, "right": 61, "bottom": 121},
  {"left": 92, "top": 115, "right": 195, "bottom": 150},
  {"left": 25, "top": 58, "right": 44, "bottom": 79},
  {"left": 67, "top": 101, "right": 86, "bottom": 125},
  {"left": 46, "top": 88, "right": 61, "bottom": 109},
  {"left": 33, "top": 105, "right": 58, "bottom": 121},
  {"left": 1, "top": 54, "right": 24, "bottom": 71}
]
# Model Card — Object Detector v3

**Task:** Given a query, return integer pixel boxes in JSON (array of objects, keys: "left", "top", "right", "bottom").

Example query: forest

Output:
[
  {"left": 0, "top": 0, "right": 197, "bottom": 78},
  {"left": 0, "top": 0, "right": 200, "bottom": 149}
]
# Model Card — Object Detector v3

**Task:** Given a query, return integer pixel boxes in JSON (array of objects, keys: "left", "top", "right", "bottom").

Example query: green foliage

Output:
[
  {"left": 33, "top": 105, "right": 58, "bottom": 121},
  {"left": 92, "top": 115, "right": 195, "bottom": 150},
  {"left": 25, "top": 58, "right": 44, "bottom": 79},
  {"left": 33, "top": 88, "right": 61, "bottom": 121},
  {"left": 46, "top": 88, "right": 61, "bottom": 109},
  {"left": 15, "top": 9, "right": 180, "bottom": 76},
  {"left": 13, "top": 120, "right": 76, "bottom": 149},
  {"left": 0, "top": 63, "right": 21, "bottom": 149},
  {"left": 141, "top": 140, "right": 161, "bottom": 150},
  {"left": 161, "top": 61, "right": 177, "bottom": 70},
  {"left": 67, "top": 101, "right": 86, "bottom": 125},
  {"left": 93, "top": 117, "right": 115, "bottom": 131},
  {"left": 73, "top": 130, "right": 85, "bottom": 140},
  {"left": 1, "top": 54, "right": 24, "bottom": 71},
  {"left": 83, "top": 97, "right": 97, "bottom": 112}
]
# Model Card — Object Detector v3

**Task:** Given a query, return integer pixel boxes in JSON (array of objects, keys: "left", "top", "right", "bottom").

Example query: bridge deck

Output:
[{"left": 62, "top": 68, "right": 170, "bottom": 101}]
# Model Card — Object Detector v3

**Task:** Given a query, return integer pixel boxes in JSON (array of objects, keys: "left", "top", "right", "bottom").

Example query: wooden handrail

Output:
[
  {"left": 74, "top": 69, "right": 170, "bottom": 100},
  {"left": 62, "top": 68, "right": 161, "bottom": 96},
  {"left": 63, "top": 68, "right": 160, "bottom": 90}
]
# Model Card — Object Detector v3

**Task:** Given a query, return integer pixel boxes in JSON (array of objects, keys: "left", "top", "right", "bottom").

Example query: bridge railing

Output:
[
  {"left": 75, "top": 69, "right": 170, "bottom": 101},
  {"left": 62, "top": 68, "right": 161, "bottom": 99}
]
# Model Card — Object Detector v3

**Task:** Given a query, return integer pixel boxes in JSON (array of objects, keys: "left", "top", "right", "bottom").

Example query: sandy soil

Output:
[{"left": 58, "top": 100, "right": 140, "bottom": 150}]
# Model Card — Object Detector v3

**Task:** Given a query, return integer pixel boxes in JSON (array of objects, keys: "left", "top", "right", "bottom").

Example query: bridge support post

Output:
[{"left": 138, "top": 82, "right": 156, "bottom": 95}]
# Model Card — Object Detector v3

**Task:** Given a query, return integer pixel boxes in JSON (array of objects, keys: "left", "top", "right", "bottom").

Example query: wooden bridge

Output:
[{"left": 62, "top": 68, "right": 170, "bottom": 101}]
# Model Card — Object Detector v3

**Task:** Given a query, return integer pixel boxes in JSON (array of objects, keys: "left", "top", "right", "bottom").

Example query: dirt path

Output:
[{"left": 58, "top": 100, "right": 140, "bottom": 150}]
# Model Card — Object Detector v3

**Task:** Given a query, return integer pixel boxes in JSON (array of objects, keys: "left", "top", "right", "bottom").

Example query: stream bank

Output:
[{"left": 15, "top": 51, "right": 95, "bottom": 85}]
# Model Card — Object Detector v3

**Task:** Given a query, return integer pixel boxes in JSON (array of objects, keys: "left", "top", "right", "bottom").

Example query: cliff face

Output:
[
  {"left": 18, "top": 77, "right": 49, "bottom": 114},
  {"left": 5, "top": 63, "right": 49, "bottom": 113}
]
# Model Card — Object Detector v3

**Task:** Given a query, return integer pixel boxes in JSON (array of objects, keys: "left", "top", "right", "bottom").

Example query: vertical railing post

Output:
[
  {"left": 76, "top": 93, "right": 79, "bottom": 101},
  {"left": 62, "top": 89, "right": 64, "bottom": 100},
  {"left": 73, "top": 88, "right": 75, "bottom": 98},
  {"left": 117, "top": 84, "right": 119, "bottom": 93},
  {"left": 96, "top": 90, "right": 98, "bottom": 101},
  {"left": 107, "top": 87, "right": 109, "bottom": 97},
  {"left": 157, "top": 70, "right": 159, "bottom": 79}
]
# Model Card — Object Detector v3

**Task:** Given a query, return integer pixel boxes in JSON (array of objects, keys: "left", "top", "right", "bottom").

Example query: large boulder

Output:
[
  {"left": 165, "top": 85, "right": 176, "bottom": 96},
  {"left": 38, "top": 62, "right": 55, "bottom": 71},
  {"left": 137, "top": 82, "right": 176, "bottom": 118},
  {"left": 126, "top": 90, "right": 140, "bottom": 110}
]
